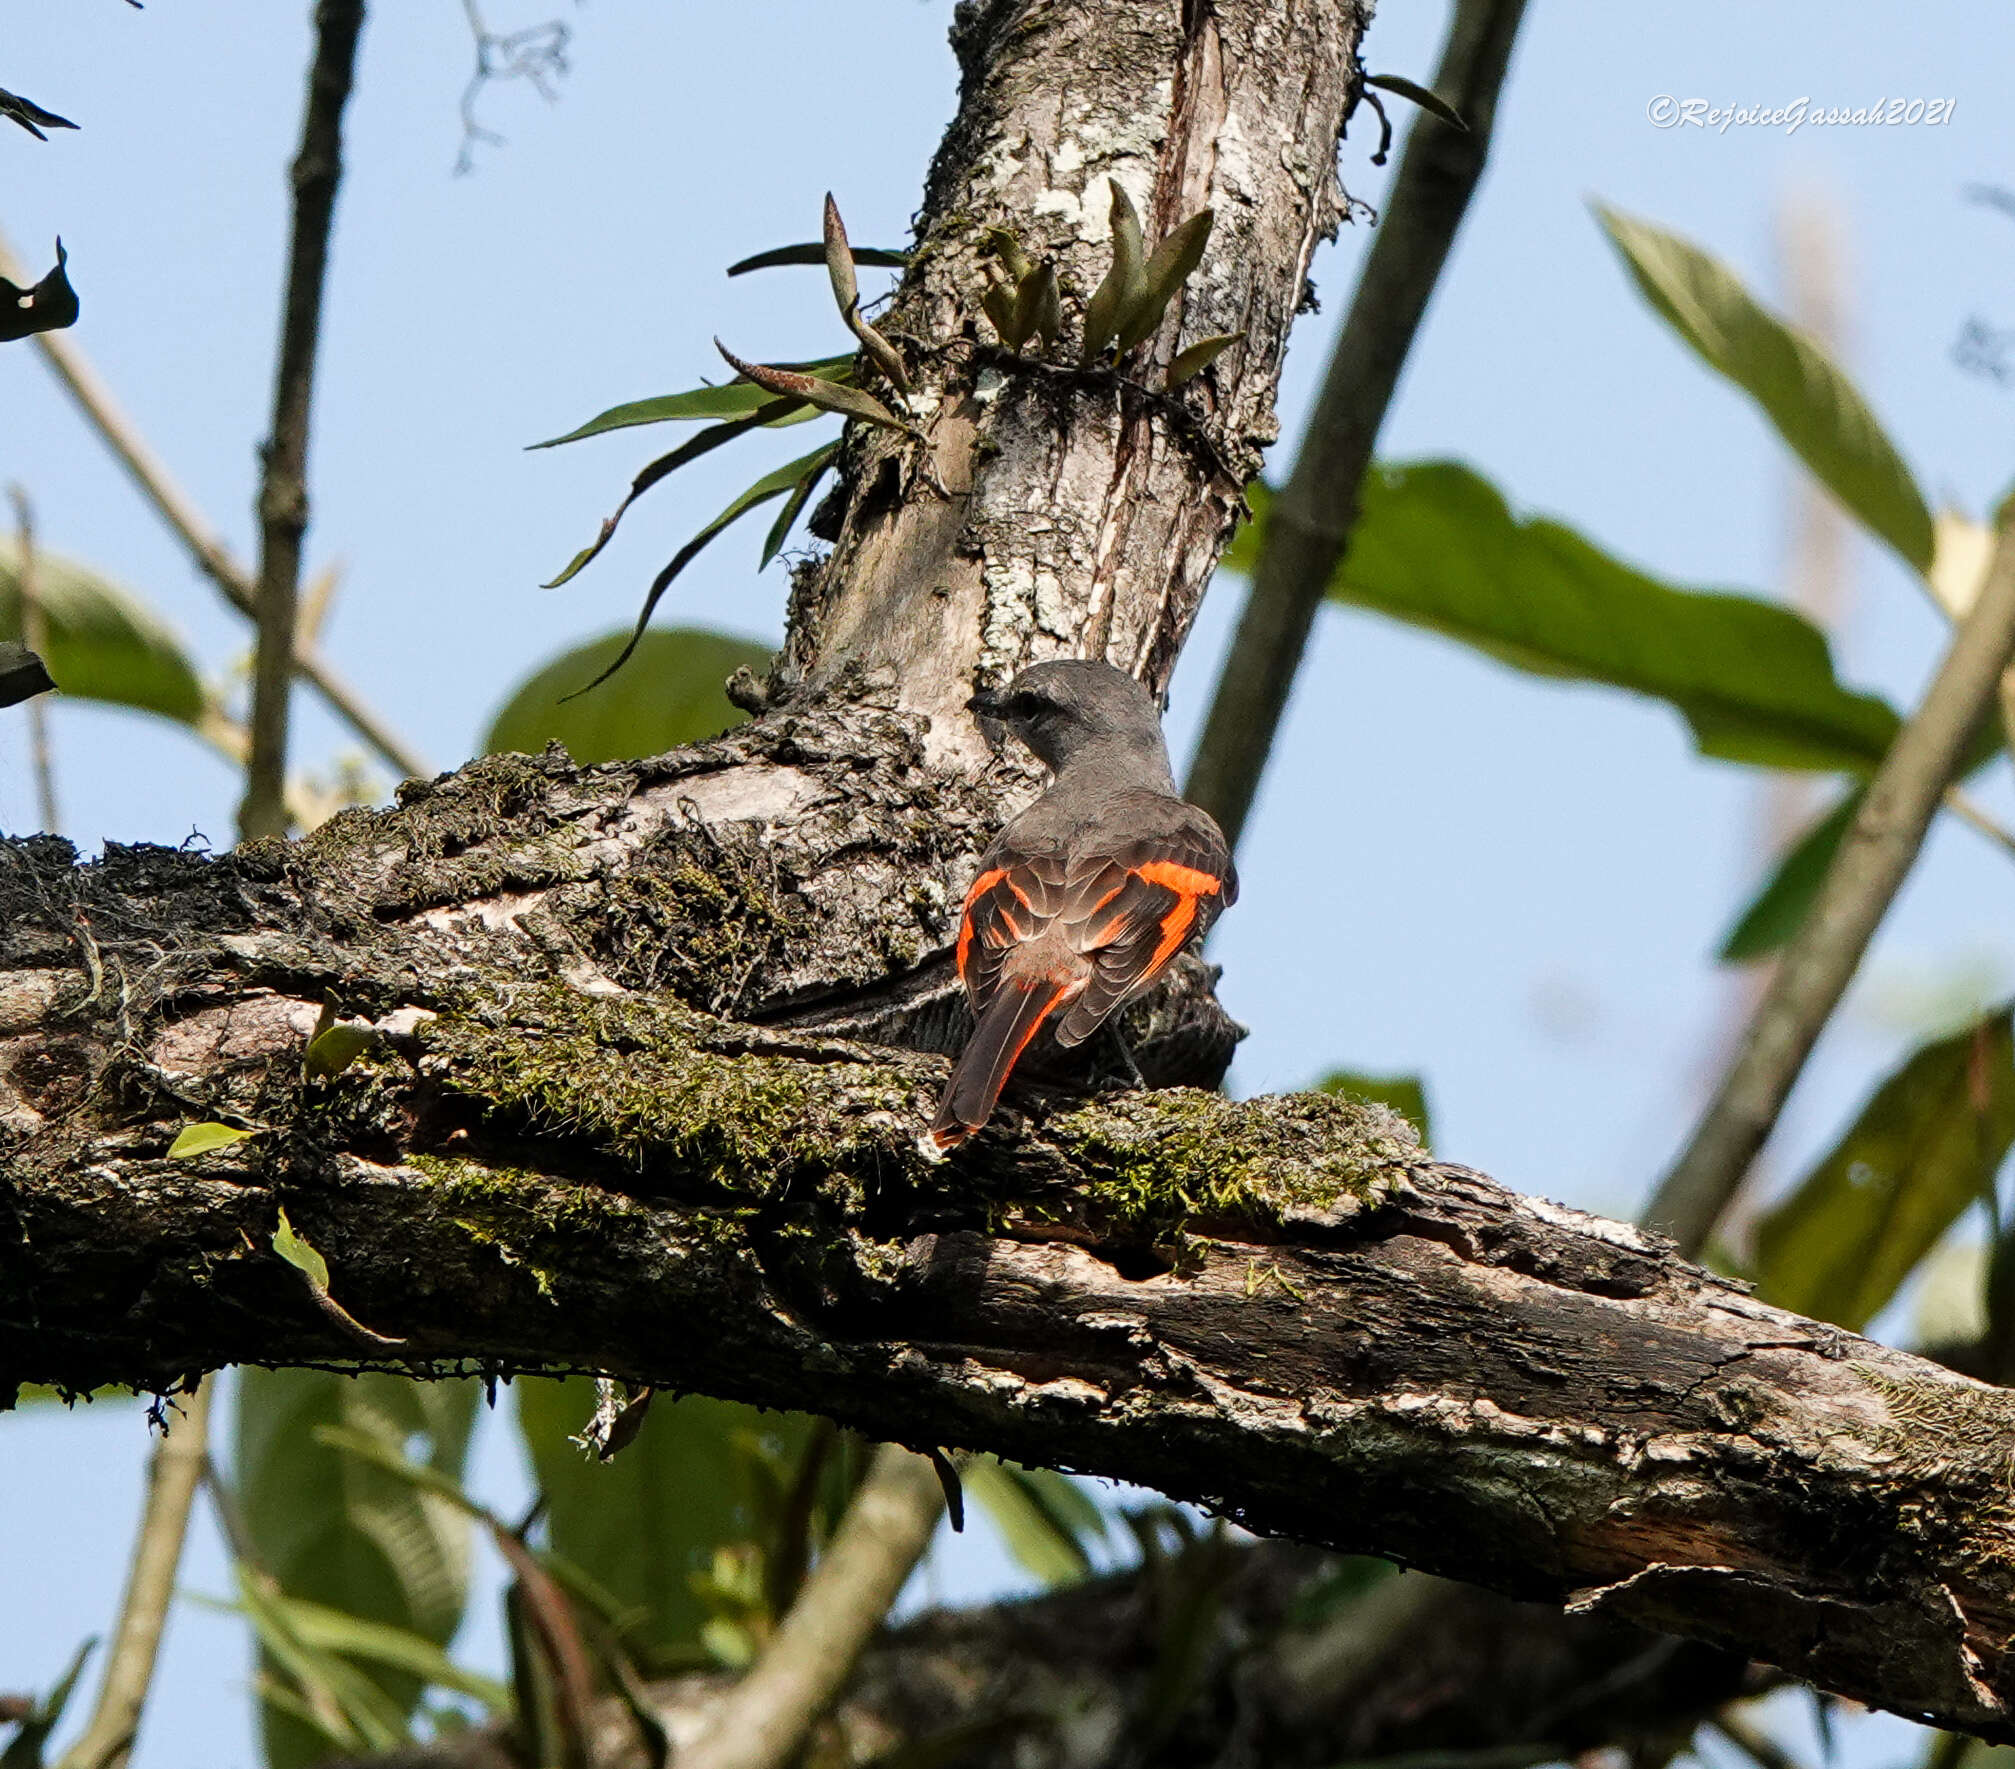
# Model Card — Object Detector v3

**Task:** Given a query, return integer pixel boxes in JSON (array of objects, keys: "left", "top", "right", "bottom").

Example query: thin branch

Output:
[
  {"left": 1708, "top": 1710, "right": 1807, "bottom": 1769},
  {"left": 670, "top": 1446, "right": 944, "bottom": 1769},
  {"left": 8, "top": 485, "right": 61, "bottom": 834},
  {"left": 1645, "top": 503, "right": 2015, "bottom": 1254},
  {"left": 240, "top": 0, "right": 368, "bottom": 841},
  {"left": 54, "top": 1377, "right": 214, "bottom": 1769},
  {"left": 1184, "top": 0, "right": 1530, "bottom": 848},
  {"left": 0, "top": 228, "right": 429, "bottom": 783},
  {"left": 1946, "top": 785, "right": 2015, "bottom": 861},
  {"left": 454, "top": 0, "right": 570, "bottom": 176}
]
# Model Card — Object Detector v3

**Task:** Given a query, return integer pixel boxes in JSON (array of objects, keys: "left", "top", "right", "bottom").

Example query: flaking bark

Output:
[{"left": 3, "top": 797, "right": 2015, "bottom": 1735}]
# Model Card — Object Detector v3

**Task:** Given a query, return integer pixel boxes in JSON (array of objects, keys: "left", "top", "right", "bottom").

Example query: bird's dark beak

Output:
[{"left": 967, "top": 688, "right": 1005, "bottom": 719}]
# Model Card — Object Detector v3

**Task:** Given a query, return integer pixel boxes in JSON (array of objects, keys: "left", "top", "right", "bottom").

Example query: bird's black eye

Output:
[{"left": 1007, "top": 691, "right": 1042, "bottom": 717}]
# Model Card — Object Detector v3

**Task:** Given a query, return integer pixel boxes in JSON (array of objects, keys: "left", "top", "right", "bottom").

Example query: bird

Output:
[{"left": 930, "top": 658, "right": 1237, "bottom": 1149}]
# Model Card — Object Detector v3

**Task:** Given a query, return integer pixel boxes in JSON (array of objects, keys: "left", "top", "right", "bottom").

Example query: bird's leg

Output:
[{"left": 1105, "top": 1022, "right": 1147, "bottom": 1089}]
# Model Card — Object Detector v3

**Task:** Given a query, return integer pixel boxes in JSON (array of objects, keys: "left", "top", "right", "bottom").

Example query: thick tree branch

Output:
[
  {"left": 241, "top": 0, "right": 367, "bottom": 840},
  {"left": 1, "top": 780, "right": 2012, "bottom": 1736},
  {"left": 342, "top": 1547, "right": 1750, "bottom": 1769}
]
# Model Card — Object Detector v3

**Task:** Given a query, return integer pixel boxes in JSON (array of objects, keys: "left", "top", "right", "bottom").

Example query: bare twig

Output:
[
  {"left": 8, "top": 485, "right": 60, "bottom": 834},
  {"left": 239, "top": 0, "right": 368, "bottom": 841},
  {"left": 1645, "top": 503, "right": 2015, "bottom": 1254},
  {"left": 1184, "top": 0, "right": 1530, "bottom": 848},
  {"left": 55, "top": 1377, "right": 214, "bottom": 1769},
  {"left": 0, "top": 229, "right": 429, "bottom": 783},
  {"left": 677, "top": 1445, "right": 945, "bottom": 1769},
  {"left": 454, "top": 0, "right": 570, "bottom": 176},
  {"left": 1946, "top": 786, "right": 2015, "bottom": 860}
]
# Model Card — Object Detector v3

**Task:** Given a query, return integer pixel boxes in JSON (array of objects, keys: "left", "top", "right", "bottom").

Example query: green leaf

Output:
[
  {"left": 541, "top": 398, "right": 817, "bottom": 588},
  {"left": 235, "top": 1567, "right": 409, "bottom": 1756},
  {"left": 714, "top": 341, "right": 908, "bottom": 432},
  {"left": 1753, "top": 1007, "right": 2015, "bottom": 1332},
  {"left": 1081, "top": 179, "right": 1146, "bottom": 365},
  {"left": 1117, "top": 208, "right": 1214, "bottom": 354},
  {"left": 304, "top": 1022, "right": 378, "bottom": 1080},
  {"left": 484, "top": 626, "right": 771, "bottom": 766},
  {"left": 1595, "top": 205, "right": 1935, "bottom": 574},
  {"left": 963, "top": 1456, "right": 1107, "bottom": 1587},
  {"left": 563, "top": 443, "right": 840, "bottom": 700},
  {"left": 168, "top": 1121, "right": 255, "bottom": 1158},
  {"left": 0, "top": 1637, "right": 95, "bottom": 1769},
  {"left": 1363, "top": 73, "right": 1468, "bottom": 132},
  {"left": 528, "top": 360, "right": 851, "bottom": 450},
  {"left": 517, "top": 1378, "right": 826, "bottom": 1665},
  {"left": 278, "top": 1596, "right": 513, "bottom": 1716},
  {"left": 725, "top": 242, "right": 908, "bottom": 276},
  {"left": 272, "top": 1207, "right": 331, "bottom": 1291},
  {"left": 1307, "top": 463, "right": 1906, "bottom": 773},
  {"left": 0, "top": 539, "right": 205, "bottom": 725},
  {"left": 1719, "top": 786, "right": 1865, "bottom": 963},
  {"left": 1316, "top": 1071, "right": 1431, "bottom": 1145},
  {"left": 235, "top": 1369, "right": 480, "bottom": 1769},
  {"left": 760, "top": 446, "right": 838, "bottom": 570},
  {"left": 1166, "top": 332, "right": 1240, "bottom": 388}
]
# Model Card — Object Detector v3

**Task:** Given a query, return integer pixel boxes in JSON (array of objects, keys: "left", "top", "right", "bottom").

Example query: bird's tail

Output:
[{"left": 931, "top": 979, "right": 1072, "bottom": 1149}]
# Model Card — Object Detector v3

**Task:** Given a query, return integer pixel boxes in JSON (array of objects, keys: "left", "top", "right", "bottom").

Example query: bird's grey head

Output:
[{"left": 968, "top": 659, "right": 1171, "bottom": 778}]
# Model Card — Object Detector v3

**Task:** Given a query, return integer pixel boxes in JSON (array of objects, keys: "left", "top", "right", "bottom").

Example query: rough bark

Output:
[
  {"left": 3, "top": 805, "right": 2015, "bottom": 1735},
  {"left": 335, "top": 1553, "right": 1751, "bottom": 1769}
]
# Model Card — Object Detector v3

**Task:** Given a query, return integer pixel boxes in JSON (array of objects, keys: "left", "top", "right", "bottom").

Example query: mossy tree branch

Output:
[{"left": 3, "top": 779, "right": 2015, "bottom": 1738}]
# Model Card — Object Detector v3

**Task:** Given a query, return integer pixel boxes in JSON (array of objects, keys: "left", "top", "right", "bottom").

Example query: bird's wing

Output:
[{"left": 956, "top": 809, "right": 1234, "bottom": 1048}]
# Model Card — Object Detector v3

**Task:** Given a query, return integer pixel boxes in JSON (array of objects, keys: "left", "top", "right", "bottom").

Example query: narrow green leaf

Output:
[
  {"left": 236, "top": 1370, "right": 480, "bottom": 1769},
  {"left": 1718, "top": 786, "right": 1864, "bottom": 963},
  {"left": 1753, "top": 1008, "right": 2015, "bottom": 1331},
  {"left": 1081, "top": 179, "right": 1146, "bottom": 365},
  {"left": 528, "top": 360, "right": 851, "bottom": 450},
  {"left": 760, "top": 445, "right": 839, "bottom": 570},
  {"left": 1596, "top": 205, "right": 1935, "bottom": 573},
  {"left": 542, "top": 397, "right": 818, "bottom": 589},
  {"left": 823, "top": 192, "right": 859, "bottom": 322},
  {"left": 1166, "top": 332, "right": 1240, "bottom": 388},
  {"left": 168, "top": 1121, "right": 254, "bottom": 1158},
  {"left": 517, "top": 1378, "right": 828, "bottom": 1663},
  {"left": 981, "top": 281, "right": 1019, "bottom": 346},
  {"left": 0, "top": 1636, "right": 95, "bottom": 1769},
  {"left": 964, "top": 1456, "right": 1107, "bottom": 1587},
  {"left": 563, "top": 443, "right": 836, "bottom": 700},
  {"left": 484, "top": 627, "right": 771, "bottom": 765},
  {"left": 236, "top": 1567, "right": 408, "bottom": 1755},
  {"left": 725, "top": 243, "right": 908, "bottom": 276},
  {"left": 1363, "top": 73, "right": 1468, "bottom": 132},
  {"left": 714, "top": 341, "right": 907, "bottom": 432},
  {"left": 304, "top": 1022, "right": 379, "bottom": 1080},
  {"left": 1310, "top": 464, "right": 1905, "bottom": 773},
  {"left": 0, "top": 540, "right": 206, "bottom": 725},
  {"left": 1024, "top": 261, "right": 1061, "bottom": 353},
  {"left": 1316, "top": 1071, "right": 1432, "bottom": 1145},
  {"left": 272, "top": 1207, "right": 332, "bottom": 1291},
  {"left": 280, "top": 1596, "right": 514, "bottom": 1716},
  {"left": 984, "top": 228, "right": 1033, "bottom": 287},
  {"left": 1117, "top": 208, "right": 1214, "bottom": 354}
]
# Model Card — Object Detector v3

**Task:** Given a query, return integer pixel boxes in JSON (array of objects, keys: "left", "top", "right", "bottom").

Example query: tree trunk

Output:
[{"left": 7, "top": 0, "right": 2011, "bottom": 1745}]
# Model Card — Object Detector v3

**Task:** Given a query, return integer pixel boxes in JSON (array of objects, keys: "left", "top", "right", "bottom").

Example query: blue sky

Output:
[{"left": 3, "top": 1, "right": 2012, "bottom": 1761}]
